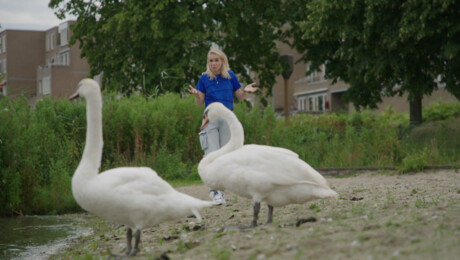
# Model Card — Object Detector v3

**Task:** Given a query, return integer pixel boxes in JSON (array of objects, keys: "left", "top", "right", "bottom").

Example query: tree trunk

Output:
[{"left": 409, "top": 96, "right": 422, "bottom": 127}]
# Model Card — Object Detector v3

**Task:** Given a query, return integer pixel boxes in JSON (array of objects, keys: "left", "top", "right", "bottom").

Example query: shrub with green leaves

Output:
[
  {"left": 398, "top": 148, "right": 429, "bottom": 174},
  {"left": 423, "top": 101, "right": 460, "bottom": 122},
  {"left": 0, "top": 94, "right": 458, "bottom": 216}
]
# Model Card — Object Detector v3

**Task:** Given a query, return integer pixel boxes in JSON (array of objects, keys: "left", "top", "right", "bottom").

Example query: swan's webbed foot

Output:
[{"left": 128, "top": 248, "right": 139, "bottom": 256}]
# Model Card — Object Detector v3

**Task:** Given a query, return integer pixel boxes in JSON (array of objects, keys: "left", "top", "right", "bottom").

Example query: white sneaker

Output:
[{"left": 210, "top": 190, "right": 226, "bottom": 205}]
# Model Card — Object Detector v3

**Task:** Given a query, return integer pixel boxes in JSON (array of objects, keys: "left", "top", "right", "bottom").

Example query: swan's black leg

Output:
[
  {"left": 250, "top": 202, "right": 261, "bottom": 227},
  {"left": 223, "top": 202, "right": 262, "bottom": 230},
  {"left": 126, "top": 228, "right": 133, "bottom": 255},
  {"left": 129, "top": 229, "right": 141, "bottom": 256},
  {"left": 266, "top": 205, "right": 274, "bottom": 224}
]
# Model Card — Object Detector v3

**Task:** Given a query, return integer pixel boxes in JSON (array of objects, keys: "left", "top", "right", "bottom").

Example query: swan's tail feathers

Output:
[
  {"left": 195, "top": 199, "right": 217, "bottom": 208},
  {"left": 190, "top": 200, "right": 215, "bottom": 223},
  {"left": 314, "top": 187, "right": 339, "bottom": 199}
]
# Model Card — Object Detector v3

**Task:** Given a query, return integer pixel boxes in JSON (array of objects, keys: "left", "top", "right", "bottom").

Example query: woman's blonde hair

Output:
[{"left": 205, "top": 48, "right": 231, "bottom": 80}]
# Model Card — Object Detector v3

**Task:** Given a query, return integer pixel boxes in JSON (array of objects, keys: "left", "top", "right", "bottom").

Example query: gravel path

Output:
[{"left": 52, "top": 170, "right": 460, "bottom": 260}]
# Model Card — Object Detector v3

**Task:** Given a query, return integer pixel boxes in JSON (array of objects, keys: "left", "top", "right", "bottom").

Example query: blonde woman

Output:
[{"left": 189, "top": 48, "right": 258, "bottom": 204}]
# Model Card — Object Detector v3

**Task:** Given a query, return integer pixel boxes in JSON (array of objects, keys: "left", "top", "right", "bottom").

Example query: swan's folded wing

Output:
[
  {"left": 97, "top": 167, "right": 175, "bottom": 196},
  {"left": 214, "top": 147, "right": 328, "bottom": 189},
  {"left": 243, "top": 144, "right": 299, "bottom": 158}
]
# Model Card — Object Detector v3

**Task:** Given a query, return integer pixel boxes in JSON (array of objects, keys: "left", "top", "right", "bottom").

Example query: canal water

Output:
[{"left": 0, "top": 215, "right": 92, "bottom": 260}]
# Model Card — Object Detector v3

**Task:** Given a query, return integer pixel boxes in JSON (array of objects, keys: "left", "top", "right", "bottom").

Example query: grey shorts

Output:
[{"left": 199, "top": 118, "right": 231, "bottom": 156}]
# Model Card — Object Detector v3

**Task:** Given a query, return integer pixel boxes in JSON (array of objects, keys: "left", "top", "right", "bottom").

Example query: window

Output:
[
  {"left": 306, "top": 64, "right": 316, "bottom": 82},
  {"left": 59, "top": 23, "right": 69, "bottom": 46},
  {"left": 297, "top": 96, "right": 307, "bottom": 112},
  {"left": 58, "top": 50, "right": 70, "bottom": 65},
  {"left": 306, "top": 63, "right": 326, "bottom": 83},
  {"left": 307, "top": 92, "right": 329, "bottom": 112},
  {"left": 46, "top": 32, "right": 55, "bottom": 51}
]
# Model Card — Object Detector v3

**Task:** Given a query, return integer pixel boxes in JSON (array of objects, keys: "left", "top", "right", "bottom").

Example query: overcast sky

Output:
[{"left": 0, "top": 0, "right": 76, "bottom": 31}]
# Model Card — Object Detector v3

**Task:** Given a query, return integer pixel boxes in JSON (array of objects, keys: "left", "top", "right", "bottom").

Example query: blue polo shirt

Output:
[{"left": 196, "top": 70, "right": 242, "bottom": 110}]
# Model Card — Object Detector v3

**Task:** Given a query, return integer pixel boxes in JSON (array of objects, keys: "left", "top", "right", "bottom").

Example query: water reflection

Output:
[{"left": 0, "top": 215, "right": 91, "bottom": 260}]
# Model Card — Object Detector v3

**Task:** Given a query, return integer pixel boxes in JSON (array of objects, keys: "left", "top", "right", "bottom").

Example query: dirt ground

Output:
[{"left": 53, "top": 170, "right": 460, "bottom": 260}]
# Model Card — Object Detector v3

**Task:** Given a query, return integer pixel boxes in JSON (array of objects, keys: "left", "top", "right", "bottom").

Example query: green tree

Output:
[
  {"left": 49, "top": 0, "right": 213, "bottom": 95},
  {"left": 290, "top": 0, "right": 460, "bottom": 125},
  {"left": 49, "top": 0, "right": 287, "bottom": 101}
]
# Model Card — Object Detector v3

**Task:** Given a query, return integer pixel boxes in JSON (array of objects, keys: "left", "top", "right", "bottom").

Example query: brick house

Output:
[
  {"left": 0, "top": 30, "right": 45, "bottom": 97},
  {"left": 272, "top": 41, "right": 458, "bottom": 115},
  {"left": 0, "top": 20, "right": 91, "bottom": 100}
]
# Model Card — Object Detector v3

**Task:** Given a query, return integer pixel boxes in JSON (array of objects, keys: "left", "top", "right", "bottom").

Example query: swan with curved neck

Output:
[
  {"left": 70, "top": 79, "right": 214, "bottom": 256},
  {"left": 198, "top": 102, "right": 338, "bottom": 228}
]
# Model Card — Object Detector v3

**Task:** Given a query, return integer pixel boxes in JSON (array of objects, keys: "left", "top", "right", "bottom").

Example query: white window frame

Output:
[
  {"left": 57, "top": 50, "right": 70, "bottom": 65},
  {"left": 59, "top": 23, "right": 69, "bottom": 46},
  {"left": 297, "top": 96, "right": 308, "bottom": 112},
  {"left": 307, "top": 92, "right": 329, "bottom": 112},
  {"left": 306, "top": 63, "right": 326, "bottom": 83},
  {"left": 46, "top": 32, "right": 55, "bottom": 51}
]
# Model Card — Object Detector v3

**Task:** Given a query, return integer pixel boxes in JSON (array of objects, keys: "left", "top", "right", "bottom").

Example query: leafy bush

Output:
[
  {"left": 423, "top": 101, "right": 460, "bottom": 122},
  {"left": 0, "top": 93, "right": 458, "bottom": 216},
  {"left": 398, "top": 148, "right": 428, "bottom": 174}
]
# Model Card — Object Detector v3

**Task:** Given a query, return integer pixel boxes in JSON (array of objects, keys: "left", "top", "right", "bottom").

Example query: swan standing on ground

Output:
[
  {"left": 70, "top": 79, "right": 215, "bottom": 256},
  {"left": 198, "top": 102, "right": 338, "bottom": 228}
]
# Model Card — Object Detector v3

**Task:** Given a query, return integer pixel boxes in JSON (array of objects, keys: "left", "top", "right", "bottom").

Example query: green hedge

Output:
[{"left": 0, "top": 93, "right": 458, "bottom": 216}]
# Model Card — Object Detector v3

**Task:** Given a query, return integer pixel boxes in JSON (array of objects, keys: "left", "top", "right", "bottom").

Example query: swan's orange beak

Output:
[
  {"left": 69, "top": 91, "right": 79, "bottom": 100},
  {"left": 200, "top": 114, "right": 209, "bottom": 130}
]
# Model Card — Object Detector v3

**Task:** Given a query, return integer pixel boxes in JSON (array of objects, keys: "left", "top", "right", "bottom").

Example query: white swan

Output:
[
  {"left": 70, "top": 79, "right": 214, "bottom": 256},
  {"left": 198, "top": 102, "right": 338, "bottom": 228}
]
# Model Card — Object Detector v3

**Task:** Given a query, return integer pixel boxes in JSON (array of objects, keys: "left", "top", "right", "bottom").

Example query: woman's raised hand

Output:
[
  {"left": 244, "top": 83, "right": 259, "bottom": 93},
  {"left": 188, "top": 85, "right": 199, "bottom": 95}
]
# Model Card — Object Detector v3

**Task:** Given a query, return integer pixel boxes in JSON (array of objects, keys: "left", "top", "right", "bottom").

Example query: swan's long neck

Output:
[
  {"left": 76, "top": 92, "right": 103, "bottom": 178},
  {"left": 201, "top": 111, "right": 244, "bottom": 165}
]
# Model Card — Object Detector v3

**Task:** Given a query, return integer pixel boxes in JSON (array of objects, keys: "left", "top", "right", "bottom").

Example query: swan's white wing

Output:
[
  {"left": 208, "top": 145, "right": 328, "bottom": 190},
  {"left": 95, "top": 167, "right": 175, "bottom": 196},
  {"left": 79, "top": 167, "right": 213, "bottom": 229},
  {"left": 244, "top": 144, "right": 299, "bottom": 158}
]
